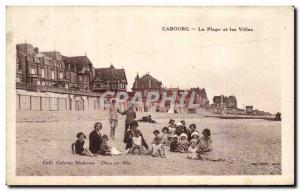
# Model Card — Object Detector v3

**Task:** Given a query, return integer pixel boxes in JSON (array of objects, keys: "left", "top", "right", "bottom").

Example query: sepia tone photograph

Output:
[{"left": 6, "top": 6, "right": 294, "bottom": 185}]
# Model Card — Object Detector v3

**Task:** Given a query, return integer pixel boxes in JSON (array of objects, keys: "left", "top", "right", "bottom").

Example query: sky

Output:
[{"left": 7, "top": 7, "right": 291, "bottom": 113}]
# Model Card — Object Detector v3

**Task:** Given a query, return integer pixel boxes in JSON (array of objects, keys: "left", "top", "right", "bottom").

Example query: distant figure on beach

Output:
[
  {"left": 72, "top": 132, "right": 96, "bottom": 157},
  {"left": 275, "top": 112, "right": 281, "bottom": 120},
  {"left": 109, "top": 99, "right": 118, "bottom": 140},
  {"left": 138, "top": 115, "right": 156, "bottom": 123},
  {"left": 123, "top": 121, "right": 149, "bottom": 154},
  {"left": 89, "top": 122, "right": 103, "bottom": 154},
  {"left": 118, "top": 104, "right": 136, "bottom": 134},
  {"left": 197, "top": 128, "right": 213, "bottom": 159}
]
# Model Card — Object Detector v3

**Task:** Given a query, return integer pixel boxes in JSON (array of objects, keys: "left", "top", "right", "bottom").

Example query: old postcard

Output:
[{"left": 6, "top": 6, "right": 294, "bottom": 185}]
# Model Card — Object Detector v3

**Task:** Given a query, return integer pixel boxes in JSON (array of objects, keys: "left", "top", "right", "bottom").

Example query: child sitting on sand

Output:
[
  {"left": 187, "top": 139, "right": 198, "bottom": 160},
  {"left": 152, "top": 130, "right": 161, "bottom": 142},
  {"left": 170, "top": 135, "right": 180, "bottom": 152},
  {"left": 73, "top": 132, "right": 96, "bottom": 157},
  {"left": 178, "top": 133, "right": 189, "bottom": 153},
  {"left": 99, "top": 135, "right": 122, "bottom": 156},
  {"left": 150, "top": 136, "right": 166, "bottom": 158},
  {"left": 129, "top": 130, "right": 144, "bottom": 155},
  {"left": 190, "top": 131, "right": 200, "bottom": 144},
  {"left": 161, "top": 127, "right": 171, "bottom": 147}
]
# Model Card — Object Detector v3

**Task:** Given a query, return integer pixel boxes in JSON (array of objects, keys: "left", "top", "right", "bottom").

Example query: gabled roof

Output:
[
  {"left": 41, "top": 51, "right": 63, "bottom": 61},
  {"left": 93, "top": 65, "right": 127, "bottom": 83},
  {"left": 132, "top": 73, "right": 162, "bottom": 90},
  {"left": 62, "top": 56, "right": 92, "bottom": 73}
]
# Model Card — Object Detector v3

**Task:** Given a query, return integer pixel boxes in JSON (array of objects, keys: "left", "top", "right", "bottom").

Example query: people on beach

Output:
[
  {"left": 161, "top": 127, "right": 171, "bottom": 147},
  {"left": 190, "top": 131, "right": 200, "bottom": 144},
  {"left": 99, "top": 135, "right": 112, "bottom": 156},
  {"left": 118, "top": 104, "right": 137, "bottom": 131},
  {"left": 170, "top": 134, "right": 180, "bottom": 152},
  {"left": 187, "top": 124, "right": 198, "bottom": 141},
  {"left": 178, "top": 133, "right": 189, "bottom": 153},
  {"left": 174, "top": 123, "right": 188, "bottom": 136},
  {"left": 118, "top": 104, "right": 137, "bottom": 136},
  {"left": 187, "top": 139, "right": 198, "bottom": 160},
  {"left": 197, "top": 128, "right": 213, "bottom": 159},
  {"left": 152, "top": 130, "right": 161, "bottom": 143},
  {"left": 73, "top": 132, "right": 96, "bottom": 157},
  {"left": 109, "top": 99, "right": 118, "bottom": 140},
  {"left": 99, "top": 134, "right": 122, "bottom": 156},
  {"left": 89, "top": 122, "right": 103, "bottom": 154},
  {"left": 150, "top": 136, "right": 166, "bottom": 158},
  {"left": 123, "top": 120, "right": 149, "bottom": 154},
  {"left": 72, "top": 116, "right": 213, "bottom": 161}
]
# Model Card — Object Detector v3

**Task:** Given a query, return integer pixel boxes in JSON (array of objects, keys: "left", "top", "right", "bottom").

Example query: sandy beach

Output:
[{"left": 16, "top": 110, "right": 281, "bottom": 176}]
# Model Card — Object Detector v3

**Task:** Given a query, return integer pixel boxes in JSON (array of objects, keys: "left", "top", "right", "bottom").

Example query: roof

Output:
[
  {"left": 132, "top": 73, "right": 162, "bottom": 90},
  {"left": 41, "top": 51, "right": 63, "bottom": 61},
  {"left": 93, "top": 65, "right": 127, "bottom": 83},
  {"left": 62, "top": 56, "right": 92, "bottom": 73}
]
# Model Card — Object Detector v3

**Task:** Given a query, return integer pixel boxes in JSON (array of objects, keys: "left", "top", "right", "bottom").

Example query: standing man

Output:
[
  {"left": 109, "top": 99, "right": 118, "bottom": 140},
  {"left": 118, "top": 104, "right": 136, "bottom": 134}
]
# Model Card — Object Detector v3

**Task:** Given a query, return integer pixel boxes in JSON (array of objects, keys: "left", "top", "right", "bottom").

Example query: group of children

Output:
[
  {"left": 151, "top": 119, "right": 213, "bottom": 160},
  {"left": 72, "top": 119, "right": 212, "bottom": 160}
]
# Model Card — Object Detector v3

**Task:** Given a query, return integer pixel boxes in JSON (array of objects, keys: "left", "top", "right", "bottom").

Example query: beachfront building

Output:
[
  {"left": 91, "top": 64, "right": 127, "bottom": 93},
  {"left": 131, "top": 73, "right": 163, "bottom": 112},
  {"left": 213, "top": 95, "right": 237, "bottom": 109},
  {"left": 16, "top": 43, "right": 94, "bottom": 92},
  {"left": 15, "top": 42, "right": 123, "bottom": 112}
]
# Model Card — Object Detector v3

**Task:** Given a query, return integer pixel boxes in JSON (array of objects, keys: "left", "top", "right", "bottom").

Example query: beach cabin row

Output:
[
  {"left": 16, "top": 90, "right": 96, "bottom": 111},
  {"left": 16, "top": 90, "right": 129, "bottom": 112}
]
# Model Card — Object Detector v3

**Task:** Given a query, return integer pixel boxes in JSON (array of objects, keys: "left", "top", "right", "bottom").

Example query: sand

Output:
[{"left": 16, "top": 110, "right": 281, "bottom": 176}]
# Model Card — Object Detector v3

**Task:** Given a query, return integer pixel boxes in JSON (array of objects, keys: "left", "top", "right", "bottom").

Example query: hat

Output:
[
  {"left": 180, "top": 120, "right": 185, "bottom": 124},
  {"left": 189, "top": 124, "right": 196, "bottom": 129},
  {"left": 191, "top": 131, "right": 200, "bottom": 137},
  {"left": 172, "top": 134, "right": 179, "bottom": 139},
  {"left": 179, "top": 133, "right": 188, "bottom": 138},
  {"left": 153, "top": 130, "right": 160, "bottom": 134},
  {"left": 162, "top": 127, "right": 169, "bottom": 132},
  {"left": 176, "top": 122, "right": 182, "bottom": 126},
  {"left": 131, "top": 120, "right": 139, "bottom": 127}
]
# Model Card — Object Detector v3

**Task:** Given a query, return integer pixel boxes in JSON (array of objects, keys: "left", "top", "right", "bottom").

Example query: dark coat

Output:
[
  {"left": 75, "top": 140, "right": 85, "bottom": 154},
  {"left": 124, "top": 130, "right": 149, "bottom": 150},
  {"left": 89, "top": 130, "right": 102, "bottom": 154}
]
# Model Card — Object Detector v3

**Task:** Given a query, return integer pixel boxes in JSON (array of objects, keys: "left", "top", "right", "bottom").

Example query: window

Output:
[
  {"left": 79, "top": 75, "right": 82, "bottom": 82},
  {"left": 31, "top": 68, "right": 36, "bottom": 75},
  {"left": 37, "top": 80, "right": 41, "bottom": 85},
  {"left": 41, "top": 68, "right": 45, "bottom": 78},
  {"left": 59, "top": 72, "right": 63, "bottom": 79},
  {"left": 51, "top": 70, "right": 55, "bottom": 80}
]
